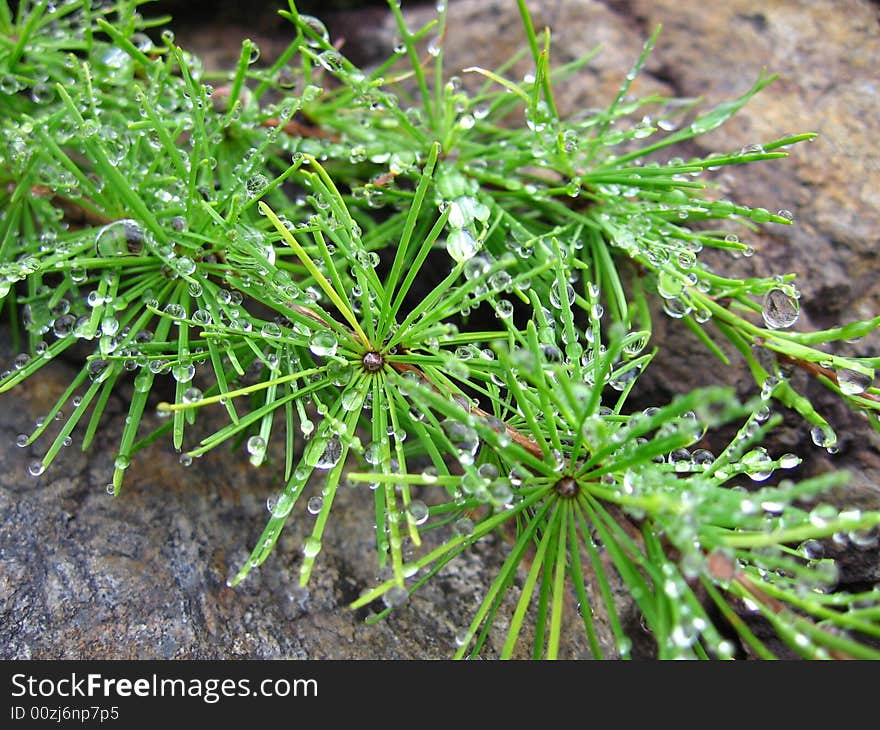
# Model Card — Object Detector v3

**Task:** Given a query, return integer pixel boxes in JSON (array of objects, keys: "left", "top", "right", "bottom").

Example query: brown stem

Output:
[
  {"left": 777, "top": 352, "right": 880, "bottom": 405},
  {"left": 389, "top": 360, "right": 545, "bottom": 459},
  {"left": 733, "top": 567, "right": 854, "bottom": 660},
  {"left": 28, "top": 185, "right": 114, "bottom": 227}
]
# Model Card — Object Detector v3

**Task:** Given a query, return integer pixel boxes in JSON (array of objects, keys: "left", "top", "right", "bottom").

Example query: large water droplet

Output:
[
  {"left": 247, "top": 435, "right": 266, "bottom": 456},
  {"left": 407, "top": 500, "right": 429, "bottom": 525},
  {"left": 271, "top": 492, "right": 294, "bottom": 518},
  {"left": 300, "top": 15, "right": 330, "bottom": 47},
  {"left": 808, "top": 503, "right": 838, "bottom": 529},
  {"left": 383, "top": 585, "right": 409, "bottom": 608},
  {"left": 95, "top": 219, "right": 145, "bottom": 257},
  {"left": 454, "top": 516, "right": 474, "bottom": 537},
  {"left": 171, "top": 362, "right": 195, "bottom": 383},
  {"left": 657, "top": 270, "right": 684, "bottom": 299},
  {"left": 762, "top": 288, "right": 799, "bottom": 329},
  {"left": 778, "top": 453, "right": 801, "bottom": 469},
  {"left": 182, "top": 386, "right": 203, "bottom": 404},
  {"left": 53, "top": 314, "right": 76, "bottom": 338},
  {"left": 810, "top": 425, "right": 837, "bottom": 449},
  {"left": 174, "top": 256, "right": 196, "bottom": 277},
  {"left": 303, "top": 536, "right": 322, "bottom": 558},
  {"left": 309, "top": 331, "right": 338, "bottom": 357},
  {"left": 309, "top": 436, "right": 342, "bottom": 470},
  {"left": 317, "top": 50, "right": 344, "bottom": 73},
  {"left": 837, "top": 367, "right": 873, "bottom": 396},
  {"left": 741, "top": 447, "right": 773, "bottom": 481},
  {"left": 246, "top": 174, "right": 268, "bottom": 198},
  {"left": 445, "top": 229, "right": 479, "bottom": 263}
]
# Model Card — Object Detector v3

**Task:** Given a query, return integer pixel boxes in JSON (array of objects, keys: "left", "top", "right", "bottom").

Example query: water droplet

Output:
[
  {"left": 662, "top": 297, "right": 691, "bottom": 319},
  {"left": 163, "top": 303, "right": 186, "bottom": 320},
  {"left": 53, "top": 314, "right": 76, "bottom": 337},
  {"left": 271, "top": 493, "right": 294, "bottom": 518},
  {"left": 314, "top": 436, "right": 342, "bottom": 470},
  {"left": 657, "top": 270, "right": 684, "bottom": 299},
  {"left": 741, "top": 447, "right": 773, "bottom": 481},
  {"left": 307, "top": 496, "right": 323, "bottom": 514},
  {"left": 837, "top": 368, "right": 873, "bottom": 396},
  {"left": 28, "top": 460, "right": 45, "bottom": 476},
  {"left": 495, "top": 299, "right": 514, "bottom": 318},
  {"left": 246, "top": 174, "right": 268, "bottom": 198},
  {"left": 779, "top": 453, "right": 801, "bottom": 469},
  {"left": 182, "top": 386, "right": 203, "bottom": 404},
  {"left": 760, "top": 500, "right": 784, "bottom": 516},
  {"left": 95, "top": 219, "right": 145, "bottom": 257},
  {"left": 799, "top": 539, "right": 824, "bottom": 560},
  {"left": 454, "top": 628, "right": 471, "bottom": 648},
  {"left": 849, "top": 527, "right": 878, "bottom": 548},
  {"left": 303, "top": 536, "right": 322, "bottom": 558},
  {"left": 489, "top": 479, "right": 513, "bottom": 506},
  {"left": 299, "top": 15, "right": 329, "bottom": 46},
  {"left": 171, "top": 362, "right": 195, "bottom": 383},
  {"left": 317, "top": 49, "right": 344, "bottom": 73},
  {"left": 762, "top": 288, "right": 799, "bottom": 329},
  {"left": 174, "top": 257, "right": 196, "bottom": 277},
  {"left": 383, "top": 585, "right": 409, "bottom": 608},
  {"left": 809, "top": 503, "right": 838, "bottom": 529},
  {"left": 114, "top": 454, "right": 130, "bottom": 470},
  {"left": 454, "top": 517, "right": 474, "bottom": 537},
  {"left": 132, "top": 372, "right": 151, "bottom": 393},
  {"left": 445, "top": 229, "right": 479, "bottom": 263},
  {"left": 79, "top": 119, "right": 99, "bottom": 138},
  {"left": 309, "top": 331, "right": 338, "bottom": 357},
  {"left": 87, "top": 358, "right": 111, "bottom": 381},
  {"left": 407, "top": 500, "right": 429, "bottom": 525},
  {"left": 261, "top": 322, "right": 282, "bottom": 338},
  {"left": 246, "top": 435, "right": 266, "bottom": 456},
  {"left": 810, "top": 425, "right": 837, "bottom": 449}
]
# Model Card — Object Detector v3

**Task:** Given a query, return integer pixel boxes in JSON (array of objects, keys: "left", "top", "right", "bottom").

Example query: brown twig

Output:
[
  {"left": 706, "top": 548, "right": 855, "bottom": 659},
  {"left": 777, "top": 351, "right": 880, "bottom": 404},
  {"left": 28, "top": 185, "right": 114, "bottom": 227},
  {"left": 389, "top": 360, "right": 545, "bottom": 459}
]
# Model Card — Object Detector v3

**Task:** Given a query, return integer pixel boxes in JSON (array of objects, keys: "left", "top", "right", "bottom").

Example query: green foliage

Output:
[{"left": 1, "top": 0, "right": 879, "bottom": 659}]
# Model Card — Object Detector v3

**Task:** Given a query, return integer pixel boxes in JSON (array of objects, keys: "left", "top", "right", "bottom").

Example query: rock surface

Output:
[{"left": 2, "top": 0, "right": 879, "bottom": 659}]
